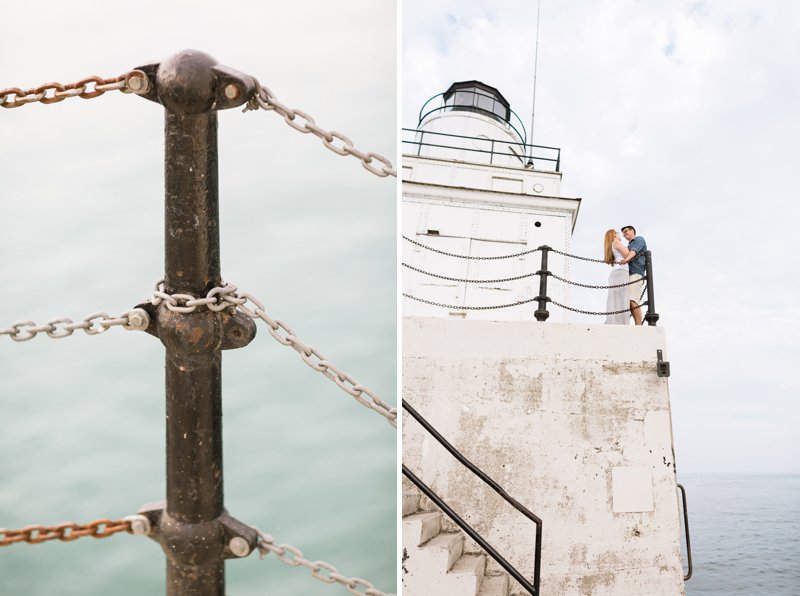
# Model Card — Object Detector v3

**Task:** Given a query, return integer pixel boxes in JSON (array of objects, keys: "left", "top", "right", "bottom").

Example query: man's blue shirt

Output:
[{"left": 628, "top": 236, "right": 647, "bottom": 277}]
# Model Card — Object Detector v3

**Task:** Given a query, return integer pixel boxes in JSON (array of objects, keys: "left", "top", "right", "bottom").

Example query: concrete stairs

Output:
[{"left": 402, "top": 490, "right": 510, "bottom": 596}]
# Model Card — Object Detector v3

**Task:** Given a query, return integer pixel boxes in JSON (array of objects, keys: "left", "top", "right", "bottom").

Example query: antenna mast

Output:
[{"left": 528, "top": 0, "right": 541, "bottom": 162}]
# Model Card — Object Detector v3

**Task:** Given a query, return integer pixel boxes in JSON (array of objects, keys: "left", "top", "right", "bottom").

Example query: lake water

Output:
[
  {"left": 0, "top": 84, "right": 397, "bottom": 594},
  {"left": 681, "top": 474, "right": 799, "bottom": 596}
]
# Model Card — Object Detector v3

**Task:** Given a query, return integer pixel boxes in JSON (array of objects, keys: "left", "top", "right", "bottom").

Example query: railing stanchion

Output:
[
  {"left": 644, "top": 250, "right": 659, "bottom": 326},
  {"left": 133, "top": 50, "right": 258, "bottom": 596},
  {"left": 534, "top": 246, "right": 550, "bottom": 322}
]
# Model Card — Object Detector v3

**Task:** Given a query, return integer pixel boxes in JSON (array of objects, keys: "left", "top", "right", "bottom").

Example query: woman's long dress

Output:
[{"left": 605, "top": 247, "right": 630, "bottom": 325}]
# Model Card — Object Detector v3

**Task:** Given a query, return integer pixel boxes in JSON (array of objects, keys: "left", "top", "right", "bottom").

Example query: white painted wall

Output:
[
  {"left": 401, "top": 184, "right": 580, "bottom": 322},
  {"left": 403, "top": 317, "right": 686, "bottom": 596}
]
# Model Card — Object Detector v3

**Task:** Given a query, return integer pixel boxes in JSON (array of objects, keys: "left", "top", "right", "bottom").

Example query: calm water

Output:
[
  {"left": 0, "top": 81, "right": 397, "bottom": 593},
  {"left": 681, "top": 474, "right": 800, "bottom": 596}
]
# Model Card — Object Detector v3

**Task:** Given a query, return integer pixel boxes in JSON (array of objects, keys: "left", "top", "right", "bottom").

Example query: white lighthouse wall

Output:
[
  {"left": 416, "top": 111, "right": 527, "bottom": 170},
  {"left": 402, "top": 317, "right": 686, "bottom": 596},
  {"left": 402, "top": 188, "right": 579, "bottom": 322}
]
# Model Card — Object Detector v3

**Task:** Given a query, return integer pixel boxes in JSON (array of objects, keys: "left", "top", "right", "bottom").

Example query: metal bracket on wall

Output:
[{"left": 657, "top": 349, "right": 670, "bottom": 377}]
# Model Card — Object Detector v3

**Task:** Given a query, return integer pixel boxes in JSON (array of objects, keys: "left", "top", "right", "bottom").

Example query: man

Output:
[{"left": 619, "top": 225, "right": 646, "bottom": 325}]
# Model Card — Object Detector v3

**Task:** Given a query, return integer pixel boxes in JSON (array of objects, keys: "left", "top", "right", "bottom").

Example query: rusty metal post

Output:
[{"left": 133, "top": 50, "right": 259, "bottom": 595}]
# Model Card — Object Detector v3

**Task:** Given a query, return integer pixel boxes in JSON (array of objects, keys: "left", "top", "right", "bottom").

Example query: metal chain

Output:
[
  {"left": 548, "top": 247, "right": 606, "bottom": 263},
  {"left": 549, "top": 272, "right": 647, "bottom": 290},
  {"left": 402, "top": 293, "right": 541, "bottom": 311},
  {"left": 149, "top": 280, "right": 245, "bottom": 313},
  {"left": 235, "top": 292, "right": 397, "bottom": 428},
  {"left": 1, "top": 308, "right": 150, "bottom": 342},
  {"left": 244, "top": 81, "right": 396, "bottom": 179},
  {"left": 149, "top": 282, "right": 397, "bottom": 428},
  {"left": 403, "top": 236, "right": 541, "bottom": 260},
  {"left": 1, "top": 518, "right": 131, "bottom": 547},
  {"left": 0, "top": 71, "right": 150, "bottom": 109},
  {"left": 256, "top": 531, "right": 395, "bottom": 596},
  {"left": 402, "top": 262, "right": 537, "bottom": 284},
  {"left": 550, "top": 300, "right": 648, "bottom": 317}
]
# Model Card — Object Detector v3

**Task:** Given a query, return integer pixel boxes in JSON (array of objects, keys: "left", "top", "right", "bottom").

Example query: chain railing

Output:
[
  {"left": 1, "top": 308, "right": 150, "bottom": 341},
  {"left": 149, "top": 281, "right": 397, "bottom": 427},
  {"left": 257, "top": 532, "right": 395, "bottom": 596},
  {"left": 402, "top": 237, "right": 659, "bottom": 325},
  {"left": 244, "top": 81, "right": 396, "bottom": 178},
  {"left": 402, "top": 235, "right": 541, "bottom": 259},
  {"left": 1, "top": 50, "right": 395, "bottom": 596},
  {"left": 0, "top": 518, "right": 132, "bottom": 546},
  {"left": 0, "top": 71, "right": 150, "bottom": 108}
]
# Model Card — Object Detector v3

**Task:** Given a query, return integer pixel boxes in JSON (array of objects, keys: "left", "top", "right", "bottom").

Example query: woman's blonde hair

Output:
[{"left": 603, "top": 229, "right": 617, "bottom": 265}]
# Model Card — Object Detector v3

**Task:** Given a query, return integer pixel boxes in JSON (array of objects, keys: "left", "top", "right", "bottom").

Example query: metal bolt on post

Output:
[
  {"left": 534, "top": 246, "right": 551, "bottom": 322},
  {"left": 131, "top": 50, "right": 260, "bottom": 595}
]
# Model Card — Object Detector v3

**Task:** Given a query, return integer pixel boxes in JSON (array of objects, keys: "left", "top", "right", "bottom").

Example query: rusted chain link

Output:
[
  {"left": 550, "top": 300, "right": 648, "bottom": 316},
  {"left": 1, "top": 518, "right": 131, "bottom": 547},
  {"left": 403, "top": 293, "right": 540, "bottom": 311},
  {"left": 403, "top": 236, "right": 541, "bottom": 260},
  {"left": 256, "top": 531, "right": 394, "bottom": 596},
  {"left": 402, "top": 262, "right": 537, "bottom": 284},
  {"left": 0, "top": 71, "right": 149, "bottom": 109},
  {"left": 244, "top": 81, "right": 396, "bottom": 178},
  {"left": 1, "top": 308, "right": 150, "bottom": 342},
  {"left": 149, "top": 282, "right": 397, "bottom": 428}
]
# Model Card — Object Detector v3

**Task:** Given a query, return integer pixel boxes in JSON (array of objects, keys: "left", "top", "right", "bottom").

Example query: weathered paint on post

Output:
[{"left": 134, "top": 50, "right": 258, "bottom": 595}]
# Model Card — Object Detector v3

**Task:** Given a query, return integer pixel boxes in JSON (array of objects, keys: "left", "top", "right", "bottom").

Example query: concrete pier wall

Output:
[{"left": 403, "top": 317, "right": 686, "bottom": 596}]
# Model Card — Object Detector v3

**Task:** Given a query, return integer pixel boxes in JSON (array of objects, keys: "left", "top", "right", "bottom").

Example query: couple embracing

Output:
[{"left": 603, "top": 225, "right": 647, "bottom": 326}]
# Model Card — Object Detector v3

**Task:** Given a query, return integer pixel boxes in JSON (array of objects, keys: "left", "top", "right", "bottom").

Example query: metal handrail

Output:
[
  {"left": 402, "top": 128, "right": 561, "bottom": 172},
  {"left": 403, "top": 399, "right": 542, "bottom": 595},
  {"left": 677, "top": 483, "right": 693, "bottom": 581}
]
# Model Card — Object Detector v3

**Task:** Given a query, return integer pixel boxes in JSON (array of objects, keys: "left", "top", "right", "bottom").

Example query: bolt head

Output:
[
  {"left": 126, "top": 71, "right": 150, "bottom": 95},
  {"left": 229, "top": 536, "right": 250, "bottom": 557},
  {"left": 125, "top": 515, "right": 151, "bottom": 536},
  {"left": 224, "top": 84, "right": 240, "bottom": 100}
]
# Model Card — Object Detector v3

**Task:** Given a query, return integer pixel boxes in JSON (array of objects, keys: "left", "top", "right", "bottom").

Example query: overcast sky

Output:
[{"left": 404, "top": 0, "right": 800, "bottom": 474}]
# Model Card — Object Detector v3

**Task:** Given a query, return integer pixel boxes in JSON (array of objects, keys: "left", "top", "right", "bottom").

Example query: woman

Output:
[{"left": 603, "top": 229, "right": 631, "bottom": 325}]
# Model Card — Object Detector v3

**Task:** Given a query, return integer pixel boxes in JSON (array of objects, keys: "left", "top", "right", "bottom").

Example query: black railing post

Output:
[
  {"left": 132, "top": 50, "right": 259, "bottom": 595},
  {"left": 534, "top": 246, "right": 550, "bottom": 322},
  {"left": 644, "top": 250, "right": 659, "bottom": 326}
]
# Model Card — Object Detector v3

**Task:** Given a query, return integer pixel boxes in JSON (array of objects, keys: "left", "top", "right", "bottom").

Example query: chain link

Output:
[
  {"left": 0, "top": 71, "right": 149, "bottom": 109},
  {"left": 550, "top": 300, "right": 648, "bottom": 317},
  {"left": 256, "top": 531, "right": 394, "bottom": 596},
  {"left": 235, "top": 291, "right": 396, "bottom": 428},
  {"left": 150, "top": 280, "right": 245, "bottom": 313},
  {"left": 148, "top": 282, "right": 396, "bottom": 428},
  {"left": 403, "top": 236, "right": 541, "bottom": 260},
  {"left": 1, "top": 518, "right": 131, "bottom": 547},
  {"left": 244, "top": 81, "right": 396, "bottom": 178},
  {"left": 548, "top": 247, "right": 606, "bottom": 263},
  {"left": 403, "top": 293, "right": 541, "bottom": 311},
  {"left": 402, "top": 262, "right": 537, "bottom": 284},
  {"left": 549, "top": 272, "right": 647, "bottom": 290},
  {"left": 1, "top": 308, "right": 149, "bottom": 342}
]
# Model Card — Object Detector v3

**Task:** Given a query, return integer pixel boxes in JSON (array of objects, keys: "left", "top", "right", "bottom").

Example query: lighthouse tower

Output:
[
  {"left": 402, "top": 81, "right": 580, "bottom": 321},
  {"left": 402, "top": 83, "right": 687, "bottom": 596}
]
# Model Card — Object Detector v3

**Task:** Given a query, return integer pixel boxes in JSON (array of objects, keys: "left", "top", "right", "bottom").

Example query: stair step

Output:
[
  {"left": 403, "top": 491, "right": 421, "bottom": 516},
  {"left": 477, "top": 574, "right": 509, "bottom": 596},
  {"left": 402, "top": 511, "right": 442, "bottom": 549},
  {"left": 453, "top": 553, "right": 487, "bottom": 582},
  {"left": 414, "top": 532, "right": 464, "bottom": 572}
]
